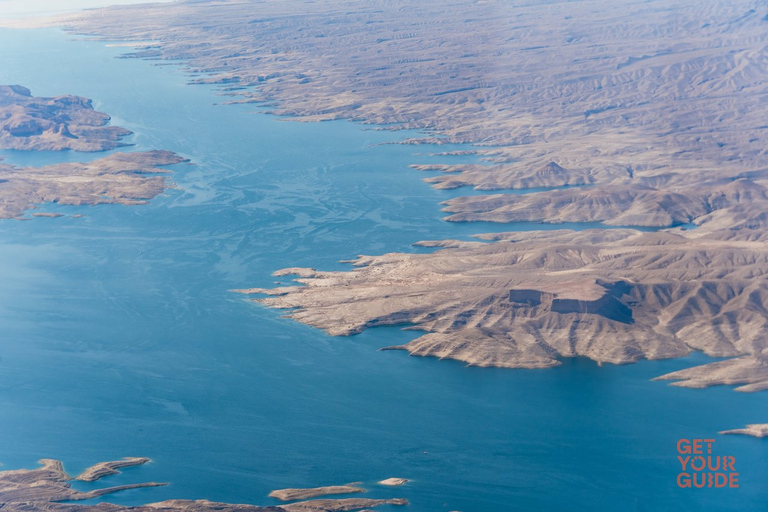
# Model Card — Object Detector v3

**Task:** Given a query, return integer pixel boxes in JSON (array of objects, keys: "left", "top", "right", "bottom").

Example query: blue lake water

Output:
[{"left": 0, "top": 28, "right": 766, "bottom": 512}]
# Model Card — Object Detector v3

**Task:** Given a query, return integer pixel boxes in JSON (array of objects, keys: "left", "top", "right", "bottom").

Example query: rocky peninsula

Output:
[
  {"left": 720, "top": 424, "right": 768, "bottom": 438},
  {"left": 269, "top": 484, "right": 365, "bottom": 501},
  {"left": 0, "top": 6, "right": 760, "bottom": 512},
  {"left": 0, "top": 85, "right": 130, "bottom": 151},
  {"left": 0, "top": 458, "right": 407, "bottom": 512},
  {"left": 74, "top": 457, "right": 152, "bottom": 482},
  {"left": 237, "top": 224, "right": 768, "bottom": 391},
  {"left": 0, "top": 150, "right": 187, "bottom": 219}
]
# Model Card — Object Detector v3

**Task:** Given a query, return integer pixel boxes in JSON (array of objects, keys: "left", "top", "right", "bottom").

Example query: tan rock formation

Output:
[
  {"left": 240, "top": 227, "right": 768, "bottom": 387},
  {"left": 0, "top": 459, "right": 406, "bottom": 512},
  {"left": 0, "top": 150, "right": 187, "bottom": 219},
  {"left": 0, "top": 85, "right": 131, "bottom": 151},
  {"left": 719, "top": 424, "right": 768, "bottom": 437},
  {"left": 269, "top": 484, "right": 365, "bottom": 501}
]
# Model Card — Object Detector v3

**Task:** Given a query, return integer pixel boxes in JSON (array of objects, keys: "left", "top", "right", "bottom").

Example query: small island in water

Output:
[{"left": 0, "top": 85, "right": 187, "bottom": 219}]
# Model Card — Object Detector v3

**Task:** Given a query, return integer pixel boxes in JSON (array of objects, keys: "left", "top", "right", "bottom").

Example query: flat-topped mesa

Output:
[
  {"left": 0, "top": 85, "right": 131, "bottom": 151},
  {"left": 509, "top": 280, "right": 633, "bottom": 324}
]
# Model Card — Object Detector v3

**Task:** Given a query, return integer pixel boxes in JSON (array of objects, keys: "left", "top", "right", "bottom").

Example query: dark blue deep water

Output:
[{"left": 0, "top": 28, "right": 765, "bottom": 512}]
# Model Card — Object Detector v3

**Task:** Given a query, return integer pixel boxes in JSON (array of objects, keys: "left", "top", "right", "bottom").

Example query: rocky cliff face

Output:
[{"left": 509, "top": 281, "right": 634, "bottom": 324}]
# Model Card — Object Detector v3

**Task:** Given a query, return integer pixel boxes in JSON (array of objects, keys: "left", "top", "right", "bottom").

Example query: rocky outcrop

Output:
[
  {"left": 0, "top": 150, "right": 187, "bottom": 219},
  {"left": 720, "top": 424, "right": 768, "bottom": 438},
  {"left": 655, "top": 354, "right": 768, "bottom": 392},
  {"left": 414, "top": 161, "right": 595, "bottom": 191},
  {"left": 269, "top": 485, "right": 366, "bottom": 501},
  {"left": 0, "top": 459, "right": 407, "bottom": 512},
  {"left": 509, "top": 281, "right": 634, "bottom": 324},
  {"left": 280, "top": 498, "right": 408, "bottom": 512},
  {"left": 0, "top": 458, "right": 166, "bottom": 508},
  {"left": 75, "top": 457, "right": 151, "bottom": 482},
  {"left": 0, "top": 85, "right": 131, "bottom": 151},
  {"left": 378, "top": 478, "right": 408, "bottom": 486}
]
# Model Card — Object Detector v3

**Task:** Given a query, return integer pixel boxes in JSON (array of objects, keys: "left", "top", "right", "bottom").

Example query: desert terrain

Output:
[{"left": 55, "top": 0, "right": 768, "bottom": 387}]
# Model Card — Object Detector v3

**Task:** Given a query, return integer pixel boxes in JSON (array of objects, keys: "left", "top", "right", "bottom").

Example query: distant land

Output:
[
  {"left": 0, "top": 85, "right": 130, "bottom": 151},
  {"left": 55, "top": 2, "right": 768, "bottom": 387},
  {"left": 0, "top": 458, "right": 407, "bottom": 512}
]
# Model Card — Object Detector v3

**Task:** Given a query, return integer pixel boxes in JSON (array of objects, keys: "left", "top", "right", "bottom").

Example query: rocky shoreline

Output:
[
  {"left": 0, "top": 85, "right": 130, "bottom": 151},
  {"left": 0, "top": 458, "right": 408, "bottom": 512}
]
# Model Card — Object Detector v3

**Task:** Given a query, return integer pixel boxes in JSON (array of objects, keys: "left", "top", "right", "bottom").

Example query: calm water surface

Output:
[{"left": 0, "top": 28, "right": 765, "bottom": 512}]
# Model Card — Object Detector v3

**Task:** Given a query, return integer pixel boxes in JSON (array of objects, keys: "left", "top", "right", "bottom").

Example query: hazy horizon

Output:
[{"left": 0, "top": 0, "right": 174, "bottom": 19}]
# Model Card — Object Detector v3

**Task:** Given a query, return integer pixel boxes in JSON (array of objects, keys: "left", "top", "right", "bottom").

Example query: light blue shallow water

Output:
[{"left": 0, "top": 28, "right": 766, "bottom": 512}]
